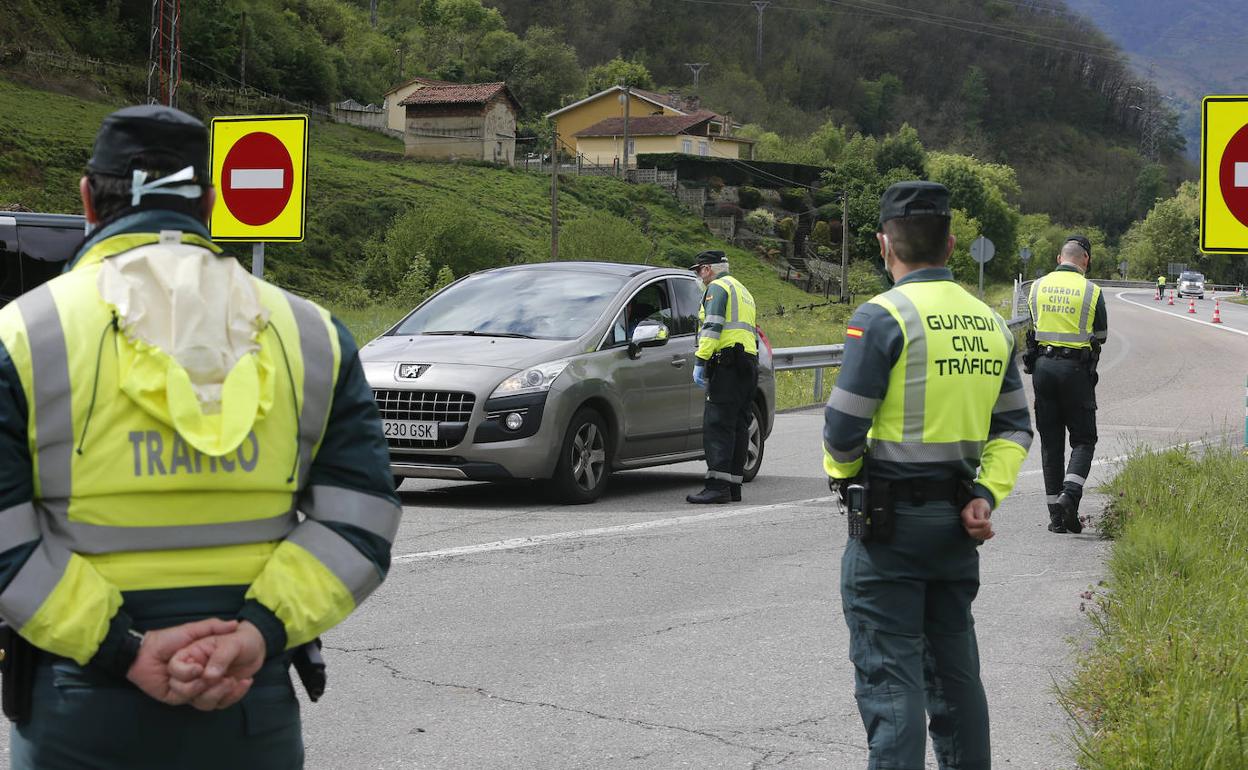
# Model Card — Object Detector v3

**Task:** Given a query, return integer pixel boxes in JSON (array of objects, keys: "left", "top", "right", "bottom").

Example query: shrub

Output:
[
  {"left": 815, "top": 203, "right": 841, "bottom": 222},
  {"left": 743, "top": 208, "right": 777, "bottom": 235},
  {"left": 812, "top": 220, "right": 832, "bottom": 246},
  {"left": 779, "top": 187, "right": 808, "bottom": 211},
  {"left": 847, "top": 259, "right": 885, "bottom": 298},
  {"left": 776, "top": 216, "right": 797, "bottom": 241},
  {"left": 812, "top": 187, "right": 842, "bottom": 206},
  {"left": 559, "top": 211, "right": 653, "bottom": 264},
  {"left": 738, "top": 186, "right": 763, "bottom": 209}
]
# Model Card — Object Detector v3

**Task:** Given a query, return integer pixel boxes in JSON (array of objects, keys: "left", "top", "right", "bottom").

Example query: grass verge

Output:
[{"left": 1060, "top": 444, "right": 1248, "bottom": 768}]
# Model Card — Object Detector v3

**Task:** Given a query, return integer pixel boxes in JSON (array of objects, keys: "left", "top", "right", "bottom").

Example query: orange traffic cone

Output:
[
  {"left": 1168, "top": 290, "right": 1175, "bottom": 305},
  {"left": 1188, "top": 297, "right": 1197, "bottom": 314},
  {"left": 1212, "top": 299, "right": 1223, "bottom": 324},
  {"left": 1155, "top": 287, "right": 1161, "bottom": 301}
]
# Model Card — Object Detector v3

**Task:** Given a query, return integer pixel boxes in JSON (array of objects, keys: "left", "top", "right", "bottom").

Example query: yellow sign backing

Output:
[
  {"left": 209, "top": 114, "right": 308, "bottom": 242},
  {"left": 1201, "top": 96, "right": 1248, "bottom": 253}
]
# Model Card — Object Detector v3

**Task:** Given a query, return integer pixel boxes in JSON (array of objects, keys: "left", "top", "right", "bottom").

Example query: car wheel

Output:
[
  {"left": 548, "top": 407, "right": 611, "bottom": 504},
  {"left": 742, "top": 402, "right": 766, "bottom": 483}
]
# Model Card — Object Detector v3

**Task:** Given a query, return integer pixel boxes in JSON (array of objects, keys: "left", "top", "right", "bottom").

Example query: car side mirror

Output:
[{"left": 628, "top": 319, "right": 669, "bottom": 358}]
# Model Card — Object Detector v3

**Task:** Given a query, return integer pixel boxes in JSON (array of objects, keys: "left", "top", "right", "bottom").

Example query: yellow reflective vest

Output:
[
  {"left": 1029, "top": 268, "right": 1102, "bottom": 349},
  {"left": 0, "top": 229, "right": 398, "bottom": 664},
  {"left": 696, "top": 274, "right": 757, "bottom": 360}
]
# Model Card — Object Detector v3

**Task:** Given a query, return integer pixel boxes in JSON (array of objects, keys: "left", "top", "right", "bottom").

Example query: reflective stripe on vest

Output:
[
  {"left": 1030, "top": 271, "right": 1099, "bottom": 348},
  {"left": 865, "top": 281, "right": 1014, "bottom": 465}
]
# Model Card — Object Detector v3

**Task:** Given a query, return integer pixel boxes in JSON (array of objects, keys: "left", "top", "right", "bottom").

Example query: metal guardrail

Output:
[{"left": 772, "top": 315, "right": 1033, "bottom": 403}]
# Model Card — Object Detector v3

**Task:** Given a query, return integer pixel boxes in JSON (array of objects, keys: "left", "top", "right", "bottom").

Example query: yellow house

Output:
[
  {"left": 381, "top": 76, "right": 455, "bottom": 132},
  {"left": 547, "top": 86, "right": 705, "bottom": 157},
  {"left": 573, "top": 113, "right": 755, "bottom": 169}
]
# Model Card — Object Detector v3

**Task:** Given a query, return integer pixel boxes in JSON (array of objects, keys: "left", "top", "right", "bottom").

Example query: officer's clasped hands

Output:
[
  {"left": 126, "top": 618, "right": 266, "bottom": 712},
  {"left": 960, "top": 497, "right": 995, "bottom": 541}
]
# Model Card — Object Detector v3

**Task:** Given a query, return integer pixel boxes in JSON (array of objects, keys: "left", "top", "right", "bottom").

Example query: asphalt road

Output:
[{"left": 4, "top": 289, "right": 1244, "bottom": 768}]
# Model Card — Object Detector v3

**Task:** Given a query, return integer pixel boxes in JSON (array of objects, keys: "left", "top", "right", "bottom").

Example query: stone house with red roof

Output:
[
  {"left": 398, "top": 82, "right": 521, "bottom": 165},
  {"left": 380, "top": 76, "right": 456, "bottom": 132}
]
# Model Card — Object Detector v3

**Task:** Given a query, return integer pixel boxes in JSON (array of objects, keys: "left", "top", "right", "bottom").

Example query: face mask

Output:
[{"left": 878, "top": 234, "right": 895, "bottom": 286}]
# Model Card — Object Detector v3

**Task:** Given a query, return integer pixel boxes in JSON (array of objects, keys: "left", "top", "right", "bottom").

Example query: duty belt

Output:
[
  {"left": 1039, "top": 345, "right": 1091, "bottom": 360},
  {"left": 880, "top": 478, "right": 970, "bottom": 506}
]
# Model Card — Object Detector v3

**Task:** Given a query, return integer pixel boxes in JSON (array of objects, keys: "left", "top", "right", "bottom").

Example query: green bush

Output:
[
  {"left": 776, "top": 216, "right": 797, "bottom": 241},
  {"left": 743, "top": 209, "right": 777, "bottom": 235},
  {"left": 846, "top": 259, "right": 884, "bottom": 298},
  {"left": 812, "top": 187, "right": 841, "bottom": 206},
  {"left": 779, "top": 187, "right": 808, "bottom": 212},
  {"left": 812, "top": 220, "right": 832, "bottom": 246},
  {"left": 559, "top": 211, "right": 653, "bottom": 264},
  {"left": 738, "top": 186, "right": 763, "bottom": 209}
]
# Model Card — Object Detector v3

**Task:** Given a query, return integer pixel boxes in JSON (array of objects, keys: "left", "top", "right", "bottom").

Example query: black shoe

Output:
[
  {"left": 1057, "top": 492, "right": 1083, "bottom": 533},
  {"left": 730, "top": 485, "right": 742, "bottom": 502},
  {"left": 687, "top": 488, "right": 730, "bottom": 504},
  {"left": 1047, "top": 504, "right": 1067, "bottom": 534}
]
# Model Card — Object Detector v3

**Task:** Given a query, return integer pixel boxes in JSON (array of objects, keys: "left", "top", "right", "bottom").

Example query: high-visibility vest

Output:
[
  {"left": 696, "top": 274, "right": 757, "bottom": 359},
  {"left": 861, "top": 281, "right": 1022, "bottom": 494},
  {"left": 1029, "top": 269, "right": 1101, "bottom": 349},
  {"left": 1157, "top": 276, "right": 1166, "bottom": 285},
  {"left": 0, "top": 231, "right": 388, "bottom": 664}
]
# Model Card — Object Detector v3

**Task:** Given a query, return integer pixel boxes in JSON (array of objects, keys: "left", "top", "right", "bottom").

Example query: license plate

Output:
[{"left": 382, "top": 420, "right": 439, "bottom": 440}]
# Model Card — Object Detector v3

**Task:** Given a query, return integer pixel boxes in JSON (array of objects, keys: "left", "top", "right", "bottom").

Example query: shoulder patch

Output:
[{"left": 846, "top": 326, "right": 864, "bottom": 339}]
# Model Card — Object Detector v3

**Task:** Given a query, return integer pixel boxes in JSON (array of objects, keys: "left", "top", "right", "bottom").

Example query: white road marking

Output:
[
  {"left": 1237, "top": 162, "right": 1248, "bottom": 188},
  {"left": 229, "top": 168, "right": 285, "bottom": 189},
  {"left": 393, "top": 496, "right": 835, "bottom": 563},
  {"left": 1016, "top": 436, "right": 1225, "bottom": 477},
  {"left": 1116, "top": 291, "right": 1248, "bottom": 338}
]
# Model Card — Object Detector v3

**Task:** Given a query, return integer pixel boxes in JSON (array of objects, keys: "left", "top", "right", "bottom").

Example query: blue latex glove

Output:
[{"left": 693, "top": 363, "right": 707, "bottom": 388}]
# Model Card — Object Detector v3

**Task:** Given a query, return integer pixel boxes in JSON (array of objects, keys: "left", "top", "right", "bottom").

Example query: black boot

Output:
[
  {"left": 1047, "top": 504, "right": 1067, "bottom": 534},
  {"left": 1057, "top": 492, "right": 1083, "bottom": 534},
  {"left": 687, "top": 487, "right": 730, "bottom": 504},
  {"left": 730, "top": 484, "right": 742, "bottom": 502}
]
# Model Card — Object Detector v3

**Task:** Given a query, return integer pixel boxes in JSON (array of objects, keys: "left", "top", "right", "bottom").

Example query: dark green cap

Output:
[
  {"left": 1065, "top": 234, "right": 1092, "bottom": 257},
  {"left": 878, "top": 181, "right": 951, "bottom": 225},
  {"left": 689, "top": 249, "right": 728, "bottom": 270},
  {"left": 87, "top": 105, "right": 209, "bottom": 182}
]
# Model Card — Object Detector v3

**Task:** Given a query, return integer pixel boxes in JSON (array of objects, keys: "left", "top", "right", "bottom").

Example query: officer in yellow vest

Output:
[
  {"left": 687, "top": 250, "right": 758, "bottom": 504},
  {"left": 1157, "top": 274, "right": 1166, "bottom": 298},
  {"left": 0, "top": 105, "right": 399, "bottom": 768},
  {"left": 824, "top": 182, "right": 1033, "bottom": 767},
  {"left": 1027, "top": 235, "right": 1108, "bottom": 534}
]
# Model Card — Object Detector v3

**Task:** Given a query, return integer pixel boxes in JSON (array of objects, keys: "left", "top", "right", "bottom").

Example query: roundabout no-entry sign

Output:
[
  {"left": 1201, "top": 96, "right": 1248, "bottom": 253},
  {"left": 209, "top": 114, "right": 308, "bottom": 242}
]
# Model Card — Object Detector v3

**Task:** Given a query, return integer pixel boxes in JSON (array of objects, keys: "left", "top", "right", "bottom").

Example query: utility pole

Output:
[
  {"left": 840, "top": 190, "right": 849, "bottom": 302},
  {"left": 550, "top": 128, "right": 560, "bottom": 261},
  {"left": 685, "top": 62, "right": 708, "bottom": 91},
  {"left": 239, "top": 11, "right": 247, "bottom": 89},
  {"left": 370, "top": 0, "right": 378, "bottom": 27},
  {"left": 620, "top": 84, "right": 632, "bottom": 178},
  {"left": 751, "top": 1, "right": 770, "bottom": 71},
  {"left": 396, "top": 45, "right": 406, "bottom": 79}
]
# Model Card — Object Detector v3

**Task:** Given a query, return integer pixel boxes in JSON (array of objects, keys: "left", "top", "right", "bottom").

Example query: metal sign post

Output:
[
  {"left": 970, "top": 236, "right": 996, "bottom": 299},
  {"left": 252, "top": 242, "right": 265, "bottom": 278}
]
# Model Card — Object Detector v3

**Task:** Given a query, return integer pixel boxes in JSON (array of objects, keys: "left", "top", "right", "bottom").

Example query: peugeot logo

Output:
[{"left": 396, "top": 363, "right": 431, "bottom": 380}]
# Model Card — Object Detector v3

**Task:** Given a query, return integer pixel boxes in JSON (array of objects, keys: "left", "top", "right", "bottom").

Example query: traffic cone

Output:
[
  {"left": 1188, "top": 297, "right": 1197, "bottom": 314},
  {"left": 1156, "top": 287, "right": 1162, "bottom": 301},
  {"left": 1168, "top": 290, "right": 1175, "bottom": 305},
  {"left": 1212, "top": 299, "right": 1223, "bottom": 324}
]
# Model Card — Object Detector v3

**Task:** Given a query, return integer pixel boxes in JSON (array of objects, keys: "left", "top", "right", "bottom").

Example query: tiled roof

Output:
[
  {"left": 399, "top": 82, "right": 518, "bottom": 108},
  {"left": 383, "top": 75, "right": 456, "bottom": 95}
]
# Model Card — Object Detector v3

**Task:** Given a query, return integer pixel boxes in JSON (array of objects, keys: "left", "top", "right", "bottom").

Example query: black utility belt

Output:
[
  {"left": 883, "top": 477, "right": 973, "bottom": 507},
  {"left": 1039, "top": 345, "right": 1092, "bottom": 361},
  {"left": 711, "top": 347, "right": 757, "bottom": 365}
]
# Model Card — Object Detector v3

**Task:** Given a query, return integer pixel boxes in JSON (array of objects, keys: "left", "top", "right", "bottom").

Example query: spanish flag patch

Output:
[{"left": 846, "top": 326, "right": 865, "bottom": 339}]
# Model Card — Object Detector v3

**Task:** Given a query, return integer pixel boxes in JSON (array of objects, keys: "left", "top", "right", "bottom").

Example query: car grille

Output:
[{"left": 373, "top": 389, "right": 475, "bottom": 449}]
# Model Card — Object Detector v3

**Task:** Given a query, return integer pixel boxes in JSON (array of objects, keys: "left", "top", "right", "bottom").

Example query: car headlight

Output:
[{"left": 491, "top": 360, "right": 570, "bottom": 398}]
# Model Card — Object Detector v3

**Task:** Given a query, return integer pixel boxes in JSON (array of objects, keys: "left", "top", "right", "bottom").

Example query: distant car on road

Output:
[
  {"left": 360, "top": 261, "right": 777, "bottom": 503},
  {"left": 0, "top": 212, "right": 85, "bottom": 307},
  {"left": 1177, "top": 270, "right": 1206, "bottom": 299}
]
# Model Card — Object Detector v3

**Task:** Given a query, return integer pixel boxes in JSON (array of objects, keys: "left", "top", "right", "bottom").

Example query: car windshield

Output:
[
  {"left": 1180, "top": 272, "right": 1204, "bottom": 282},
  {"left": 392, "top": 269, "right": 627, "bottom": 341}
]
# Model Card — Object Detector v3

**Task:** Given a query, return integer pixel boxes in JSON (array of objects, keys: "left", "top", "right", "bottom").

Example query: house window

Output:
[
  {"left": 709, "top": 122, "right": 721, "bottom": 135},
  {"left": 681, "top": 138, "right": 692, "bottom": 154},
  {"left": 627, "top": 139, "right": 635, "bottom": 156},
  {"left": 698, "top": 141, "right": 708, "bottom": 156}
]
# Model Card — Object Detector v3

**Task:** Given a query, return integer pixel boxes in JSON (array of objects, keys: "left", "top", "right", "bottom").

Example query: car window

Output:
[
  {"left": 606, "top": 280, "right": 674, "bottom": 347},
  {"left": 17, "top": 225, "right": 80, "bottom": 292},
  {"left": 392, "top": 269, "right": 627, "bottom": 341},
  {"left": 0, "top": 218, "right": 19, "bottom": 305},
  {"left": 669, "top": 276, "right": 704, "bottom": 336}
]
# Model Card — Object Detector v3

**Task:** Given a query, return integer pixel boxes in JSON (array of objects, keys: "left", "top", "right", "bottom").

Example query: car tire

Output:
[
  {"left": 548, "top": 407, "right": 611, "bottom": 504},
  {"left": 742, "top": 402, "right": 766, "bottom": 483}
]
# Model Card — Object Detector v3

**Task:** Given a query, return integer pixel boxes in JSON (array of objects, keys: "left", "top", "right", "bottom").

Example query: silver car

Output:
[
  {"left": 1177, "top": 271, "right": 1205, "bottom": 299},
  {"left": 360, "top": 262, "right": 776, "bottom": 503}
]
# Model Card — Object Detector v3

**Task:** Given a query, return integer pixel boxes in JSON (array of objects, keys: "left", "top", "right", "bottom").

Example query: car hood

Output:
[{"left": 359, "top": 333, "right": 583, "bottom": 370}]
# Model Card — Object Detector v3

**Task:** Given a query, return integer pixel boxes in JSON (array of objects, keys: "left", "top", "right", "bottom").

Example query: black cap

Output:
[
  {"left": 1064, "top": 234, "right": 1092, "bottom": 257},
  {"left": 87, "top": 105, "right": 209, "bottom": 182},
  {"left": 689, "top": 249, "right": 728, "bottom": 270},
  {"left": 878, "top": 181, "right": 951, "bottom": 225}
]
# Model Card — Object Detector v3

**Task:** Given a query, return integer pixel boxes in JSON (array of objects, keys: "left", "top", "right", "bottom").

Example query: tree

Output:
[
  {"left": 874, "top": 123, "right": 925, "bottom": 177},
  {"left": 508, "top": 26, "right": 584, "bottom": 116},
  {"left": 586, "top": 57, "right": 654, "bottom": 93}
]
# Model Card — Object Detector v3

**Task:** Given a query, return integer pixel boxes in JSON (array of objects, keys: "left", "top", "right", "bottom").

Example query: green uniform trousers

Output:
[
  {"left": 10, "top": 656, "right": 303, "bottom": 769},
  {"left": 840, "top": 499, "right": 990, "bottom": 770}
]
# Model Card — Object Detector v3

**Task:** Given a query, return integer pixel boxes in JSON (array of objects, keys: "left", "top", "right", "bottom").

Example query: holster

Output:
[
  {"left": 864, "top": 480, "right": 895, "bottom": 544},
  {"left": 0, "top": 623, "right": 37, "bottom": 724},
  {"left": 1022, "top": 328, "right": 1038, "bottom": 374},
  {"left": 292, "top": 638, "right": 327, "bottom": 703}
]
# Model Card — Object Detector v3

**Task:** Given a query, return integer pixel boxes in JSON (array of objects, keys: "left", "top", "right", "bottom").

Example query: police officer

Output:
[
  {"left": 0, "top": 105, "right": 400, "bottom": 768},
  {"left": 687, "top": 250, "right": 758, "bottom": 504},
  {"left": 1027, "top": 235, "right": 1108, "bottom": 534},
  {"left": 1157, "top": 273, "right": 1166, "bottom": 299},
  {"left": 824, "top": 182, "right": 1032, "bottom": 767}
]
